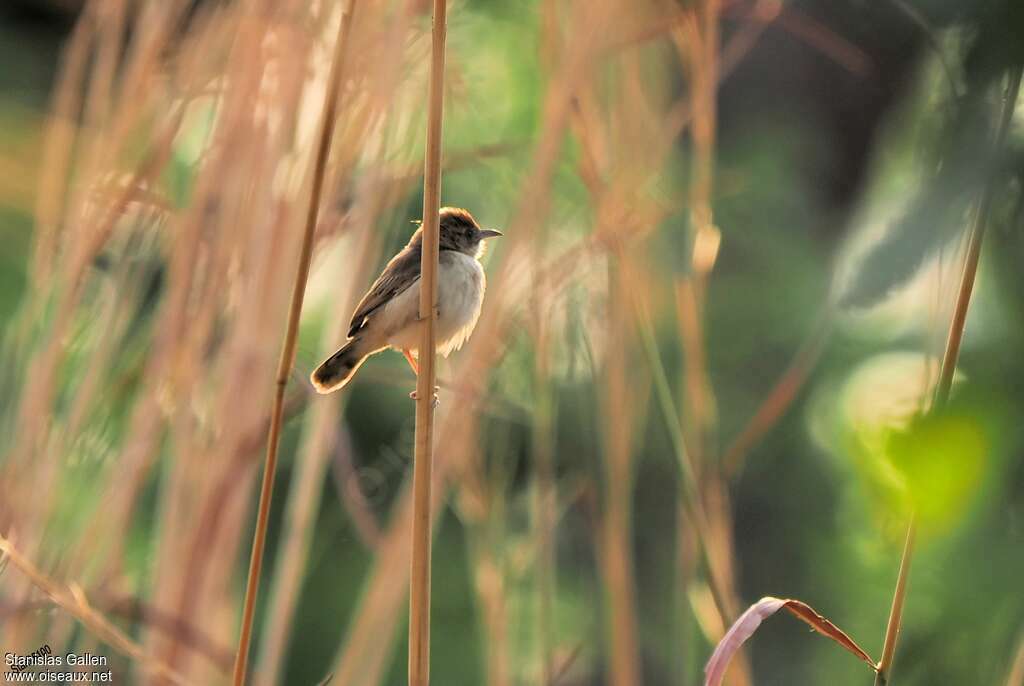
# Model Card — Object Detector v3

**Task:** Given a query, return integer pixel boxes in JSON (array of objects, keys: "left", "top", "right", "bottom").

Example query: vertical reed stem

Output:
[
  {"left": 873, "top": 66, "right": 1022, "bottom": 686},
  {"left": 231, "top": 4, "right": 357, "bottom": 684},
  {"left": 603, "top": 257, "right": 641, "bottom": 686},
  {"left": 935, "top": 67, "right": 1022, "bottom": 407},
  {"left": 873, "top": 518, "right": 916, "bottom": 686},
  {"left": 409, "top": 1, "right": 448, "bottom": 684}
]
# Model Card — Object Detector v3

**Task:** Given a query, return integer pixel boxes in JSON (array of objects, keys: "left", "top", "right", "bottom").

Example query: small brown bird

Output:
[{"left": 311, "top": 207, "right": 502, "bottom": 394}]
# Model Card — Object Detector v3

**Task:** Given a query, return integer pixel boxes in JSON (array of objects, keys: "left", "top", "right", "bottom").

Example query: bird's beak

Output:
[{"left": 478, "top": 228, "right": 503, "bottom": 239}]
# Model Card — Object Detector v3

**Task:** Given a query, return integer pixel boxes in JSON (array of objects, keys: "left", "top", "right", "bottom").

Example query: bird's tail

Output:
[{"left": 311, "top": 337, "right": 369, "bottom": 394}]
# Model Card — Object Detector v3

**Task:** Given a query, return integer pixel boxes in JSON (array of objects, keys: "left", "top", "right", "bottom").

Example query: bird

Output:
[{"left": 311, "top": 207, "right": 502, "bottom": 395}]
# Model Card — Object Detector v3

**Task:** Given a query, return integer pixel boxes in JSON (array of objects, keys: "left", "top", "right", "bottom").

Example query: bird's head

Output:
[{"left": 436, "top": 207, "right": 502, "bottom": 257}]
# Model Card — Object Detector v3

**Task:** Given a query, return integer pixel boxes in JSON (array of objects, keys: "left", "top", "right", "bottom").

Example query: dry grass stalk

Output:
[
  {"left": 0, "top": 591, "right": 233, "bottom": 669},
  {"left": 254, "top": 183, "right": 388, "bottom": 686},
  {"left": 601, "top": 256, "right": 642, "bottom": 686},
  {"left": 231, "top": 2, "right": 359, "bottom": 684},
  {"left": 0, "top": 535, "right": 188, "bottom": 686},
  {"left": 675, "top": 278, "right": 715, "bottom": 463},
  {"left": 408, "top": 0, "right": 448, "bottom": 681}
]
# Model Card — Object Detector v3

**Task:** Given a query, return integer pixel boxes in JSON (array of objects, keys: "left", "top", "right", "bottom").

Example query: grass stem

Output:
[
  {"left": 873, "top": 65, "right": 1022, "bottom": 686},
  {"left": 935, "top": 67, "right": 1022, "bottom": 407},
  {"left": 230, "top": 4, "right": 358, "bottom": 684},
  {"left": 409, "top": 1, "right": 448, "bottom": 684},
  {"left": 0, "top": 535, "right": 189, "bottom": 686},
  {"left": 873, "top": 518, "right": 916, "bottom": 686}
]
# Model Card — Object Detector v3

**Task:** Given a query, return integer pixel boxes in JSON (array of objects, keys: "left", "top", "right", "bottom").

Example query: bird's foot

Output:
[
  {"left": 414, "top": 307, "right": 440, "bottom": 322},
  {"left": 409, "top": 386, "right": 441, "bottom": 408}
]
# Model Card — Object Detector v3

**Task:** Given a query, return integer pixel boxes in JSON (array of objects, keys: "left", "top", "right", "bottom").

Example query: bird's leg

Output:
[
  {"left": 403, "top": 349, "right": 439, "bottom": 407},
  {"left": 402, "top": 349, "right": 419, "bottom": 375}
]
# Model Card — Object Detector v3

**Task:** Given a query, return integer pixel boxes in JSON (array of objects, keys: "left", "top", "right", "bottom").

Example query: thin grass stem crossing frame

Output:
[
  {"left": 873, "top": 65, "right": 1022, "bottom": 686},
  {"left": 231, "top": 3, "right": 358, "bottom": 684}
]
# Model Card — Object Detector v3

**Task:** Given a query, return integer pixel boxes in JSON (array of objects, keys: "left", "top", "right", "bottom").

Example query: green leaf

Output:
[{"left": 884, "top": 408, "right": 989, "bottom": 531}]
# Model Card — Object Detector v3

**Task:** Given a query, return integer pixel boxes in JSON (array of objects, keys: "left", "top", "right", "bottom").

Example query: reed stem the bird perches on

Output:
[{"left": 409, "top": 1, "right": 448, "bottom": 685}]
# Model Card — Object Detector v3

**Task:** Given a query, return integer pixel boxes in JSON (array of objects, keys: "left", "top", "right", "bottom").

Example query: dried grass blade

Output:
[
  {"left": 781, "top": 600, "right": 877, "bottom": 668},
  {"left": 704, "top": 596, "right": 877, "bottom": 686}
]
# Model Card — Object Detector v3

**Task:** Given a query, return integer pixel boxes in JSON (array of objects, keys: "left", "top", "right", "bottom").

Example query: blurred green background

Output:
[{"left": 2, "top": 1, "right": 1024, "bottom": 685}]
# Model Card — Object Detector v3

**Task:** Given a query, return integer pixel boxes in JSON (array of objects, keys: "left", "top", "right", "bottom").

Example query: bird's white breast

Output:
[
  {"left": 382, "top": 251, "right": 485, "bottom": 356},
  {"left": 435, "top": 251, "right": 485, "bottom": 356}
]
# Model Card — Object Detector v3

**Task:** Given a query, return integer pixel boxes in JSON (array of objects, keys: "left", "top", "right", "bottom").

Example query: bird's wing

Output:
[{"left": 347, "top": 245, "right": 421, "bottom": 338}]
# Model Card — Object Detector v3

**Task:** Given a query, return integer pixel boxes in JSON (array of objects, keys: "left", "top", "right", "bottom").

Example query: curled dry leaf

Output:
[{"left": 704, "top": 596, "right": 877, "bottom": 686}]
